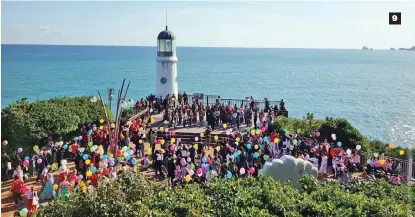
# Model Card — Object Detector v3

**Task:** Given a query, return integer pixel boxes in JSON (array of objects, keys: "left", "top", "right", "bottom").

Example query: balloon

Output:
[
  {"left": 151, "top": 118, "right": 155, "bottom": 124},
  {"left": 131, "top": 158, "right": 137, "bottom": 164},
  {"left": 316, "top": 132, "right": 320, "bottom": 137},
  {"left": 171, "top": 138, "right": 176, "bottom": 143},
  {"left": 193, "top": 144, "right": 198, "bottom": 149},
  {"left": 274, "top": 138, "right": 279, "bottom": 143},
  {"left": 389, "top": 144, "right": 394, "bottom": 149},
  {"left": 171, "top": 131, "right": 176, "bottom": 136},
  {"left": 85, "top": 159, "right": 91, "bottom": 165},
  {"left": 78, "top": 175, "right": 83, "bottom": 181},
  {"left": 249, "top": 167, "right": 255, "bottom": 174},
  {"left": 233, "top": 152, "right": 238, "bottom": 158},
  {"left": 20, "top": 208, "right": 28, "bottom": 217},
  {"left": 373, "top": 153, "right": 379, "bottom": 158},
  {"left": 245, "top": 127, "right": 250, "bottom": 132},
  {"left": 346, "top": 149, "right": 352, "bottom": 155},
  {"left": 223, "top": 124, "right": 227, "bottom": 129},
  {"left": 53, "top": 184, "right": 59, "bottom": 190},
  {"left": 78, "top": 136, "right": 83, "bottom": 140},
  {"left": 293, "top": 140, "right": 298, "bottom": 145},
  {"left": 196, "top": 168, "right": 203, "bottom": 176},
  {"left": 23, "top": 160, "right": 29, "bottom": 167},
  {"left": 283, "top": 128, "right": 287, "bottom": 132},
  {"left": 188, "top": 169, "right": 194, "bottom": 176},
  {"left": 356, "top": 145, "right": 361, "bottom": 150},
  {"left": 250, "top": 130, "right": 255, "bottom": 136},
  {"left": 254, "top": 145, "right": 259, "bottom": 150},
  {"left": 297, "top": 129, "right": 302, "bottom": 134},
  {"left": 185, "top": 175, "right": 192, "bottom": 183},
  {"left": 235, "top": 137, "right": 240, "bottom": 143},
  {"left": 379, "top": 160, "right": 385, "bottom": 165},
  {"left": 399, "top": 150, "right": 405, "bottom": 156},
  {"left": 214, "top": 135, "right": 219, "bottom": 141},
  {"left": 337, "top": 142, "right": 342, "bottom": 147},
  {"left": 33, "top": 145, "right": 39, "bottom": 151},
  {"left": 164, "top": 128, "right": 169, "bottom": 133},
  {"left": 17, "top": 148, "right": 23, "bottom": 153},
  {"left": 2, "top": 140, "right": 8, "bottom": 146},
  {"left": 215, "top": 146, "right": 220, "bottom": 152},
  {"left": 263, "top": 137, "right": 269, "bottom": 143},
  {"left": 63, "top": 144, "right": 68, "bottom": 149},
  {"left": 91, "top": 166, "right": 97, "bottom": 173},
  {"left": 79, "top": 148, "right": 85, "bottom": 153},
  {"left": 99, "top": 126, "right": 104, "bottom": 130},
  {"left": 24, "top": 156, "right": 29, "bottom": 161},
  {"left": 51, "top": 163, "right": 57, "bottom": 170},
  {"left": 37, "top": 159, "right": 42, "bottom": 164},
  {"left": 159, "top": 127, "right": 164, "bottom": 132},
  {"left": 200, "top": 133, "right": 204, "bottom": 137},
  {"left": 99, "top": 119, "right": 104, "bottom": 123},
  {"left": 146, "top": 148, "right": 152, "bottom": 153},
  {"left": 230, "top": 147, "right": 235, "bottom": 153},
  {"left": 169, "top": 146, "right": 175, "bottom": 151},
  {"left": 23, "top": 186, "right": 30, "bottom": 193},
  {"left": 86, "top": 171, "right": 92, "bottom": 177},
  {"left": 83, "top": 154, "right": 89, "bottom": 160},
  {"left": 253, "top": 152, "right": 259, "bottom": 158},
  {"left": 367, "top": 159, "right": 371, "bottom": 164},
  {"left": 240, "top": 168, "right": 246, "bottom": 175},
  {"left": 161, "top": 139, "right": 165, "bottom": 144},
  {"left": 255, "top": 129, "right": 260, "bottom": 135},
  {"left": 187, "top": 157, "right": 191, "bottom": 163},
  {"left": 263, "top": 155, "right": 269, "bottom": 161},
  {"left": 202, "top": 157, "right": 207, "bottom": 163},
  {"left": 247, "top": 144, "right": 252, "bottom": 149},
  {"left": 226, "top": 171, "right": 232, "bottom": 179},
  {"left": 331, "top": 134, "right": 337, "bottom": 141}
]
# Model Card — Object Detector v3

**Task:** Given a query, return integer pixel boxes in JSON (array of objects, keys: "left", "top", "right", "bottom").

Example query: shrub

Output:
[
  {"left": 1, "top": 97, "right": 112, "bottom": 153},
  {"left": 38, "top": 172, "right": 415, "bottom": 217}
]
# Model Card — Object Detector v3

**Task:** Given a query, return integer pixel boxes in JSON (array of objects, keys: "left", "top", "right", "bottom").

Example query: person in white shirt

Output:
[
  {"left": 319, "top": 154, "right": 328, "bottom": 175},
  {"left": 155, "top": 151, "right": 163, "bottom": 176},
  {"left": 12, "top": 166, "right": 24, "bottom": 180}
]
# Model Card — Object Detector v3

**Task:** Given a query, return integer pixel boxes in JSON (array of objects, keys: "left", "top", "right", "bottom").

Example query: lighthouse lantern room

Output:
[{"left": 156, "top": 25, "right": 178, "bottom": 98}]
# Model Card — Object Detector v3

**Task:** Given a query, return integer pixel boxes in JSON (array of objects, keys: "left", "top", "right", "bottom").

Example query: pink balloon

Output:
[
  {"left": 23, "top": 160, "right": 29, "bottom": 167},
  {"left": 196, "top": 168, "right": 202, "bottom": 175},
  {"left": 17, "top": 148, "right": 23, "bottom": 153},
  {"left": 230, "top": 147, "right": 235, "bottom": 153},
  {"left": 132, "top": 120, "right": 137, "bottom": 124},
  {"left": 23, "top": 186, "right": 30, "bottom": 193},
  {"left": 37, "top": 159, "right": 42, "bottom": 164},
  {"left": 164, "top": 128, "right": 169, "bottom": 133},
  {"left": 169, "top": 146, "right": 175, "bottom": 152},
  {"left": 249, "top": 167, "right": 255, "bottom": 174},
  {"left": 316, "top": 132, "right": 321, "bottom": 137}
]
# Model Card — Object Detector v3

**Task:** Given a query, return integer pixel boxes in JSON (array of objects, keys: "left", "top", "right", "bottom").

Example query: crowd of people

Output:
[{"left": 1, "top": 94, "right": 408, "bottom": 216}]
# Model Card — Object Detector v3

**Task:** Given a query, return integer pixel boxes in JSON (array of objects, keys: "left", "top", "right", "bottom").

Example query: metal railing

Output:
[{"left": 190, "top": 94, "right": 283, "bottom": 111}]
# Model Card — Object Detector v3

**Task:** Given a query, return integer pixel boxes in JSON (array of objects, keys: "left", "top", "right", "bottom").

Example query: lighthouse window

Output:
[
  {"left": 159, "top": 40, "right": 165, "bottom": 52},
  {"left": 165, "top": 40, "right": 172, "bottom": 52},
  {"left": 160, "top": 77, "right": 167, "bottom": 84}
]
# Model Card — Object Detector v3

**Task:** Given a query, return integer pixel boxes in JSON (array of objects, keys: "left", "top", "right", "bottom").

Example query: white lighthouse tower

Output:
[{"left": 156, "top": 25, "right": 178, "bottom": 98}]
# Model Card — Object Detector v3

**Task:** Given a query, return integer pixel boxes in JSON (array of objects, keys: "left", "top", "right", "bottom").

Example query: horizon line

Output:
[{"left": 2, "top": 43, "right": 402, "bottom": 50}]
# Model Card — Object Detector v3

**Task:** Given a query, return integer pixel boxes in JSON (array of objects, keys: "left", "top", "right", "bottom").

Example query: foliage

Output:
[
  {"left": 1, "top": 97, "right": 113, "bottom": 153},
  {"left": 38, "top": 172, "right": 415, "bottom": 217},
  {"left": 273, "top": 114, "right": 413, "bottom": 159}
]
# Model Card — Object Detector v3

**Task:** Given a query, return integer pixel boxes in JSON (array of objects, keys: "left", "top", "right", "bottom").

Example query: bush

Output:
[
  {"left": 38, "top": 172, "right": 415, "bottom": 217},
  {"left": 273, "top": 114, "right": 413, "bottom": 159},
  {"left": 1, "top": 97, "right": 113, "bottom": 153}
]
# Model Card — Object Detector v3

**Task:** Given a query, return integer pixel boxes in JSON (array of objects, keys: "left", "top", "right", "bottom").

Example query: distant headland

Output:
[{"left": 363, "top": 46, "right": 415, "bottom": 51}]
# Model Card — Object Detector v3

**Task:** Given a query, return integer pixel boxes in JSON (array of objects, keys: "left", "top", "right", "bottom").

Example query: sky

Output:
[{"left": 1, "top": 1, "right": 415, "bottom": 49}]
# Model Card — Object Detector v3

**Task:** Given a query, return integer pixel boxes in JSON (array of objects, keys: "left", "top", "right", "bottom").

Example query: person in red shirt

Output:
[
  {"left": 11, "top": 175, "right": 24, "bottom": 205},
  {"left": 71, "top": 143, "right": 80, "bottom": 159}
]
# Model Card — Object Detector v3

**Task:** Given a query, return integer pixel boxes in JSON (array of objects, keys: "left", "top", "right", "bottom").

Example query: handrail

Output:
[{"left": 128, "top": 107, "right": 150, "bottom": 122}]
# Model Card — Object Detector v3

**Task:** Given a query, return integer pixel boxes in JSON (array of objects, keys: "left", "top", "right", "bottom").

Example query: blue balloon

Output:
[
  {"left": 126, "top": 147, "right": 131, "bottom": 153},
  {"left": 205, "top": 165, "right": 210, "bottom": 172},
  {"left": 202, "top": 157, "right": 207, "bottom": 163},
  {"left": 83, "top": 154, "right": 89, "bottom": 160},
  {"left": 88, "top": 130, "right": 93, "bottom": 135},
  {"left": 263, "top": 137, "right": 269, "bottom": 143},
  {"left": 117, "top": 157, "right": 122, "bottom": 162},
  {"left": 253, "top": 152, "right": 259, "bottom": 158},
  {"left": 110, "top": 161, "right": 115, "bottom": 167},
  {"left": 131, "top": 158, "right": 137, "bottom": 164},
  {"left": 74, "top": 137, "right": 78, "bottom": 141},
  {"left": 247, "top": 144, "right": 252, "bottom": 149},
  {"left": 226, "top": 171, "right": 232, "bottom": 179},
  {"left": 24, "top": 156, "right": 30, "bottom": 161},
  {"left": 337, "top": 142, "right": 342, "bottom": 147},
  {"left": 260, "top": 145, "right": 264, "bottom": 151},
  {"left": 125, "top": 155, "right": 131, "bottom": 161},
  {"left": 63, "top": 144, "right": 68, "bottom": 149},
  {"left": 283, "top": 128, "right": 287, "bottom": 132},
  {"left": 102, "top": 155, "right": 108, "bottom": 160},
  {"left": 233, "top": 152, "right": 238, "bottom": 158},
  {"left": 91, "top": 166, "right": 97, "bottom": 173}
]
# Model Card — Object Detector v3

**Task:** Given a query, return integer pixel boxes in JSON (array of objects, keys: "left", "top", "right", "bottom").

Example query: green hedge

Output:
[
  {"left": 1, "top": 97, "right": 112, "bottom": 153},
  {"left": 38, "top": 172, "right": 414, "bottom": 217},
  {"left": 273, "top": 114, "right": 413, "bottom": 159}
]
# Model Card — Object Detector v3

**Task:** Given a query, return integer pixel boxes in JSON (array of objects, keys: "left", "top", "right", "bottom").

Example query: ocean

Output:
[{"left": 1, "top": 44, "right": 415, "bottom": 147}]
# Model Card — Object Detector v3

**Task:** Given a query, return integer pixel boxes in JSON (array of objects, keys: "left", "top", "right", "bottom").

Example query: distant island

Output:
[{"left": 363, "top": 46, "right": 414, "bottom": 51}]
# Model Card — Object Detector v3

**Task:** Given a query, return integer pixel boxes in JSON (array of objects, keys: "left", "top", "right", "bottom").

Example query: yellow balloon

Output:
[
  {"left": 151, "top": 118, "right": 155, "bottom": 124},
  {"left": 161, "top": 139, "right": 165, "bottom": 144},
  {"left": 86, "top": 171, "right": 92, "bottom": 177},
  {"left": 122, "top": 166, "right": 128, "bottom": 172},
  {"left": 99, "top": 145, "right": 103, "bottom": 150},
  {"left": 139, "top": 127, "right": 144, "bottom": 132},
  {"left": 171, "top": 138, "right": 176, "bottom": 143},
  {"left": 185, "top": 175, "right": 191, "bottom": 183},
  {"left": 389, "top": 144, "right": 394, "bottom": 149},
  {"left": 99, "top": 126, "right": 104, "bottom": 130},
  {"left": 111, "top": 123, "right": 115, "bottom": 128},
  {"left": 193, "top": 144, "right": 198, "bottom": 149},
  {"left": 255, "top": 129, "right": 260, "bottom": 135},
  {"left": 100, "top": 119, "right": 104, "bottom": 124},
  {"left": 147, "top": 148, "right": 152, "bottom": 153},
  {"left": 235, "top": 137, "right": 240, "bottom": 143},
  {"left": 200, "top": 133, "right": 204, "bottom": 137},
  {"left": 159, "top": 127, "right": 164, "bottom": 132},
  {"left": 399, "top": 150, "right": 405, "bottom": 155},
  {"left": 223, "top": 124, "right": 227, "bottom": 129},
  {"left": 90, "top": 147, "right": 95, "bottom": 152},
  {"left": 59, "top": 141, "right": 64, "bottom": 146},
  {"left": 216, "top": 146, "right": 220, "bottom": 152},
  {"left": 254, "top": 145, "right": 259, "bottom": 150},
  {"left": 214, "top": 135, "right": 219, "bottom": 141},
  {"left": 274, "top": 138, "right": 279, "bottom": 143},
  {"left": 85, "top": 159, "right": 91, "bottom": 165},
  {"left": 379, "top": 160, "right": 385, "bottom": 165},
  {"left": 251, "top": 130, "right": 255, "bottom": 136},
  {"left": 53, "top": 184, "right": 59, "bottom": 190}
]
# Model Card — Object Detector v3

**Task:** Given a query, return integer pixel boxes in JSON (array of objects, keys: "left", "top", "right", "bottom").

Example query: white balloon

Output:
[
  {"left": 356, "top": 145, "right": 361, "bottom": 150},
  {"left": 240, "top": 167, "right": 246, "bottom": 175},
  {"left": 195, "top": 137, "right": 199, "bottom": 142},
  {"left": 346, "top": 149, "right": 352, "bottom": 155},
  {"left": 331, "top": 134, "right": 337, "bottom": 140}
]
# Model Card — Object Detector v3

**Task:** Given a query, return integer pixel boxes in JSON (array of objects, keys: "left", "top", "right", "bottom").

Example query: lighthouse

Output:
[{"left": 156, "top": 25, "right": 178, "bottom": 98}]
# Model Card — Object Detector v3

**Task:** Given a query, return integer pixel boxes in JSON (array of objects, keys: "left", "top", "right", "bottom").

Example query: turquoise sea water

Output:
[{"left": 2, "top": 44, "right": 415, "bottom": 147}]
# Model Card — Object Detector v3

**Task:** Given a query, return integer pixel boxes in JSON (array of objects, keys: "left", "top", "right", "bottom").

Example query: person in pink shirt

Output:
[{"left": 69, "top": 169, "right": 78, "bottom": 185}]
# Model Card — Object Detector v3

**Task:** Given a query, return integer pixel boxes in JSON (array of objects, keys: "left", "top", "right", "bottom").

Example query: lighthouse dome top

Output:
[{"left": 157, "top": 26, "right": 176, "bottom": 40}]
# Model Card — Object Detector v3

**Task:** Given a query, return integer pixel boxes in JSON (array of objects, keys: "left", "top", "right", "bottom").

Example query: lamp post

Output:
[{"left": 108, "top": 88, "right": 114, "bottom": 112}]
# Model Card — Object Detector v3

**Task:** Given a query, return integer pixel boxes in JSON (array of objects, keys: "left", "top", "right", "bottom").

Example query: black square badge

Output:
[{"left": 389, "top": 12, "right": 401, "bottom": 25}]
